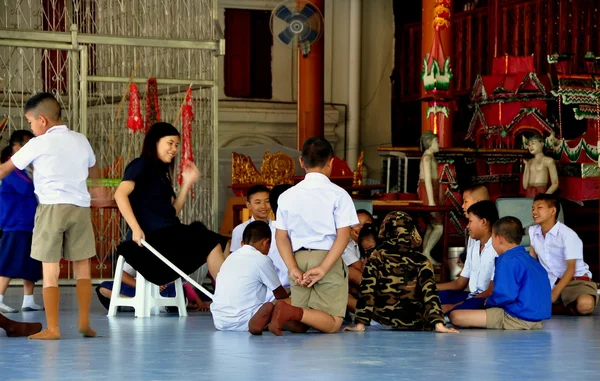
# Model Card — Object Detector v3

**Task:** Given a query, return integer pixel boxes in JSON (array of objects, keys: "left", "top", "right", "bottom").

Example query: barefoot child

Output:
[
  {"left": 0, "top": 130, "right": 42, "bottom": 313},
  {"left": 344, "top": 212, "right": 458, "bottom": 333},
  {"left": 450, "top": 217, "right": 551, "bottom": 330},
  {"left": 0, "top": 93, "right": 101, "bottom": 339},
  {"left": 529, "top": 193, "right": 598, "bottom": 315},
  {"left": 210, "top": 221, "right": 287, "bottom": 334},
  {"left": 269, "top": 137, "right": 359, "bottom": 335}
]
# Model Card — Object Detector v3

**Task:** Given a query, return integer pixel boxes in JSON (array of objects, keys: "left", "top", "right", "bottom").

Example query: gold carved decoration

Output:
[
  {"left": 261, "top": 150, "right": 295, "bottom": 186},
  {"left": 231, "top": 152, "right": 262, "bottom": 185},
  {"left": 353, "top": 151, "right": 364, "bottom": 187}
]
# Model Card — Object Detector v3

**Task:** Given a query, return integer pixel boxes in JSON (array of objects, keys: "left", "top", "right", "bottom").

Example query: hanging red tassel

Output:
[
  {"left": 126, "top": 83, "right": 143, "bottom": 132},
  {"left": 145, "top": 78, "right": 161, "bottom": 133},
  {"left": 178, "top": 87, "right": 195, "bottom": 197}
]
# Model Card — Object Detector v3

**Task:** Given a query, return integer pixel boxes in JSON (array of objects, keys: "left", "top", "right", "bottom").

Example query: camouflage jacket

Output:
[{"left": 354, "top": 251, "right": 445, "bottom": 330}]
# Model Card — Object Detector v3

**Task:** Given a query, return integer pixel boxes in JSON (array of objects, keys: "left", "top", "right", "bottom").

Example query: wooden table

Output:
[{"left": 372, "top": 203, "right": 453, "bottom": 282}]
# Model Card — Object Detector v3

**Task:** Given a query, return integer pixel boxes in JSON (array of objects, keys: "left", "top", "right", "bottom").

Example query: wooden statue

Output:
[
  {"left": 523, "top": 135, "right": 559, "bottom": 198},
  {"left": 418, "top": 131, "right": 443, "bottom": 266}
]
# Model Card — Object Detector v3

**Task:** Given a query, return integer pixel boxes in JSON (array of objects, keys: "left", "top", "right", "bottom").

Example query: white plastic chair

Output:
[{"left": 107, "top": 255, "right": 188, "bottom": 318}]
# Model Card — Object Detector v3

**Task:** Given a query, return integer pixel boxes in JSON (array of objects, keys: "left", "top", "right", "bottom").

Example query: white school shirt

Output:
[
  {"left": 460, "top": 237, "right": 497, "bottom": 298},
  {"left": 11, "top": 125, "right": 95, "bottom": 207},
  {"left": 275, "top": 172, "right": 359, "bottom": 252},
  {"left": 210, "top": 245, "right": 281, "bottom": 331},
  {"left": 341, "top": 239, "right": 361, "bottom": 266},
  {"left": 231, "top": 217, "right": 289, "bottom": 289},
  {"left": 529, "top": 221, "right": 591, "bottom": 288}
]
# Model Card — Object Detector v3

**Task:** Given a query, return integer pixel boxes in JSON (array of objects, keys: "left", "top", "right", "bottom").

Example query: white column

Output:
[{"left": 347, "top": 0, "right": 362, "bottom": 170}]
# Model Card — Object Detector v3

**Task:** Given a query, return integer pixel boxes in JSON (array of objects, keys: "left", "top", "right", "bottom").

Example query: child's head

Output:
[
  {"left": 300, "top": 137, "right": 334, "bottom": 176},
  {"left": 1, "top": 130, "right": 34, "bottom": 163},
  {"left": 492, "top": 216, "right": 523, "bottom": 254},
  {"left": 242, "top": 220, "right": 272, "bottom": 255},
  {"left": 246, "top": 184, "right": 271, "bottom": 220},
  {"left": 142, "top": 122, "right": 180, "bottom": 167},
  {"left": 466, "top": 200, "right": 499, "bottom": 240},
  {"left": 358, "top": 223, "right": 378, "bottom": 258},
  {"left": 462, "top": 184, "right": 490, "bottom": 214},
  {"left": 24, "top": 92, "right": 62, "bottom": 136},
  {"left": 532, "top": 193, "right": 560, "bottom": 227},
  {"left": 269, "top": 183, "right": 293, "bottom": 215},
  {"left": 351, "top": 209, "right": 374, "bottom": 242}
]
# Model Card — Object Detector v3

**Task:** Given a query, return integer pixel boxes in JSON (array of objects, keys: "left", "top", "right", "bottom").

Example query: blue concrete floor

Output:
[{"left": 1, "top": 286, "right": 599, "bottom": 380}]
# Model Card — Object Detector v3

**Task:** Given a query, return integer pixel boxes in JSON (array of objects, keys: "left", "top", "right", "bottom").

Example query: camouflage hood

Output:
[{"left": 377, "top": 211, "right": 422, "bottom": 253}]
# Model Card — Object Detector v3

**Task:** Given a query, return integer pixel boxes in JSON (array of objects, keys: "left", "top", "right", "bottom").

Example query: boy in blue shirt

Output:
[{"left": 450, "top": 216, "right": 551, "bottom": 330}]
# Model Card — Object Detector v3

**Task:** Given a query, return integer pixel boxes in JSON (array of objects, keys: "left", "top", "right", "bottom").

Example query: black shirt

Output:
[{"left": 123, "top": 157, "right": 180, "bottom": 236}]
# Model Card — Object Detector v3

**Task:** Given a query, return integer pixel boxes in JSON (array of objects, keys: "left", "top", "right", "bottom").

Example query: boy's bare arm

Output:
[
  {"left": 121, "top": 272, "right": 136, "bottom": 288},
  {"left": 304, "top": 226, "right": 351, "bottom": 287},
  {"left": 276, "top": 229, "right": 306, "bottom": 286},
  {"left": 0, "top": 160, "right": 16, "bottom": 181},
  {"left": 552, "top": 259, "right": 576, "bottom": 302}
]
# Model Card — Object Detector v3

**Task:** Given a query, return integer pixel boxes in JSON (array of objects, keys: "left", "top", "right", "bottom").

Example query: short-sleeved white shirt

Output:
[
  {"left": 275, "top": 172, "right": 359, "bottom": 252},
  {"left": 341, "top": 239, "right": 361, "bottom": 266},
  {"left": 529, "top": 221, "right": 591, "bottom": 288},
  {"left": 10, "top": 125, "right": 95, "bottom": 207},
  {"left": 210, "top": 245, "right": 281, "bottom": 331},
  {"left": 230, "top": 217, "right": 289, "bottom": 289},
  {"left": 460, "top": 237, "right": 497, "bottom": 297}
]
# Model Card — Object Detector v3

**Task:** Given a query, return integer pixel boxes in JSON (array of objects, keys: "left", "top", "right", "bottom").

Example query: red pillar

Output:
[
  {"left": 421, "top": 0, "right": 453, "bottom": 148},
  {"left": 297, "top": 0, "right": 325, "bottom": 150}
]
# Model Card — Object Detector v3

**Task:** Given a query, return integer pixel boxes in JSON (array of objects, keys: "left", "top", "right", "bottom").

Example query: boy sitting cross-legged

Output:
[
  {"left": 210, "top": 221, "right": 288, "bottom": 334},
  {"left": 450, "top": 217, "right": 551, "bottom": 330}
]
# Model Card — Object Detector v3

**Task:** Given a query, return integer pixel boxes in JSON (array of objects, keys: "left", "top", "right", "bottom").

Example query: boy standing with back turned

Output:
[{"left": 269, "top": 137, "right": 359, "bottom": 335}]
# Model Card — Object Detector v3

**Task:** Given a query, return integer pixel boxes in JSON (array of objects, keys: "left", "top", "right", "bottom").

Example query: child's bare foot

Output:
[
  {"left": 248, "top": 302, "right": 274, "bottom": 335},
  {"left": 29, "top": 327, "right": 61, "bottom": 340},
  {"left": 268, "top": 302, "right": 304, "bottom": 336}
]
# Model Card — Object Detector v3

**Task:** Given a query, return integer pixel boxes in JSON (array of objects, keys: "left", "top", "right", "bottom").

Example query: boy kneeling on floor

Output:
[
  {"left": 210, "top": 221, "right": 288, "bottom": 334},
  {"left": 450, "top": 216, "right": 551, "bottom": 330}
]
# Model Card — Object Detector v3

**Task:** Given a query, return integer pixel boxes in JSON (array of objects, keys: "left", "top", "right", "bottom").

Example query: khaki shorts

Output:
[
  {"left": 291, "top": 249, "right": 348, "bottom": 317},
  {"left": 558, "top": 280, "right": 599, "bottom": 307},
  {"left": 31, "top": 204, "right": 96, "bottom": 263},
  {"left": 486, "top": 308, "right": 543, "bottom": 330}
]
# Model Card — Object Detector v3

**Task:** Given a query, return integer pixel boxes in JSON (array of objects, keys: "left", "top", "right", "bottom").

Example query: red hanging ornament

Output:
[
  {"left": 178, "top": 87, "right": 195, "bottom": 192},
  {"left": 126, "top": 83, "right": 143, "bottom": 132},
  {"left": 145, "top": 78, "right": 161, "bottom": 133}
]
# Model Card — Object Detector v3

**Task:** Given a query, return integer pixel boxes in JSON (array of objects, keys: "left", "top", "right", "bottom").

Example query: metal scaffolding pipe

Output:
[
  {"left": 87, "top": 75, "right": 214, "bottom": 87},
  {"left": 0, "top": 28, "right": 219, "bottom": 50}
]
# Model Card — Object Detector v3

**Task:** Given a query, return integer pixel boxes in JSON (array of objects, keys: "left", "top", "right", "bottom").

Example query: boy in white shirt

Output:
[
  {"left": 529, "top": 193, "right": 597, "bottom": 316},
  {"left": 344, "top": 209, "right": 374, "bottom": 313},
  {"left": 269, "top": 137, "right": 359, "bottom": 335},
  {"left": 230, "top": 184, "right": 289, "bottom": 291},
  {"left": 211, "top": 221, "right": 288, "bottom": 334},
  {"left": 438, "top": 200, "right": 498, "bottom": 315},
  {"left": 0, "top": 93, "right": 102, "bottom": 340}
]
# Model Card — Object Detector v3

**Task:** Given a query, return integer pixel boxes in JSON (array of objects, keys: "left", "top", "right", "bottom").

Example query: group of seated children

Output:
[{"left": 209, "top": 172, "right": 596, "bottom": 335}]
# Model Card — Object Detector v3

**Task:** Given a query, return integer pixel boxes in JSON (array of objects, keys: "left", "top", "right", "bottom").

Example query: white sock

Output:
[{"left": 22, "top": 294, "right": 39, "bottom": 308}]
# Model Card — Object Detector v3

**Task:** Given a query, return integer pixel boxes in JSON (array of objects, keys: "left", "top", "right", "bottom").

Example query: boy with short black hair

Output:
[
  {"left": 230, "top": 184, "right": 288, "bottom": 292},
  {"left": 450, "top": 217, "right": 551, "bottom": 330},
  {"left": 269, "top": 137, "right": 359, "bottom": 335},
  {"left": 0, "top": 92, "right": 102, "bottom": 339},
  {"left": 438, "top": 200, "right": 498, "bottom": 314},
  {"left": 210, "top": 221, "right": 288, "bottom": 334},
  {"left": 529, "top": 193, "right": 597, "bottom": 315}
]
